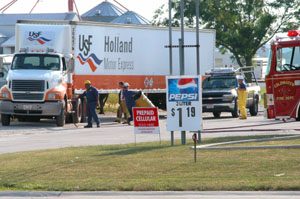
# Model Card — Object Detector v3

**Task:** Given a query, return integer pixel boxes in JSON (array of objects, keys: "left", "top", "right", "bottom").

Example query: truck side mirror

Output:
[{"left": 0, "top": 72, "right": 4, "bottom": 78}]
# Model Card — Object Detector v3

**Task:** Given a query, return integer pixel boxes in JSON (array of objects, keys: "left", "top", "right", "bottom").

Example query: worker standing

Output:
[
  {"left": 79, "top": 80, "right": 100, "bottom": 128},
  {"left": 123, "top": 83, "right": 136, "bottom": 125},
  {"left": 115, "top": 81, "right": 129, "bottom": 124},
  {"left": 237, "top": 75, "right": 248, "bottom": 119}
]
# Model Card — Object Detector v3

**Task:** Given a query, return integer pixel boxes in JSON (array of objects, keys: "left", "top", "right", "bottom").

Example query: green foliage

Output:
[{"left": 152, "top": 0, "right": 300, "bottom": 67}]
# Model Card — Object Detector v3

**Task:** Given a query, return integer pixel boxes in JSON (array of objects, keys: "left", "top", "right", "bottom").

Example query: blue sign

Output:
[{"left": 168, "top": 77, "right": 199, "bottom": 102}]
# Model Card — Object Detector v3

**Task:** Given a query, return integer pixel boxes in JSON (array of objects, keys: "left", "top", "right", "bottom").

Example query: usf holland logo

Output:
[
  {"left": 77, "top": 35, "right": 103, "bottom": 72},
  {"left": 27, "top": 31, "right": 51, "bottom": 45}
]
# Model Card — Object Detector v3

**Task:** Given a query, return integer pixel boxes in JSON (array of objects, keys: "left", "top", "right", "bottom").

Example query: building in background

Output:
[
  {"left": 81, "top": 1, "right": 124, "bottom": 22},
  {"left": 111, "top": 11, "right": 150, "bottom": 24}
]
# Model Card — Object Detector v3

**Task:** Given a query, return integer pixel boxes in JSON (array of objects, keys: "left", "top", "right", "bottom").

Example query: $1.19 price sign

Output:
[{"left": 166, "top": 76, "right": 202, "bottom": 131}]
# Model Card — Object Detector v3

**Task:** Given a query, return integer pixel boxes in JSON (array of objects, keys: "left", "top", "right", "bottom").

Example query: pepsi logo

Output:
[{"left": 177, "top": 78, "right": 197, "bottom": 89}]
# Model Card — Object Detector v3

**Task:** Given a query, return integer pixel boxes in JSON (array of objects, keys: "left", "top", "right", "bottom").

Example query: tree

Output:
[{"left": 153, "top": 0, "right": 300, "bottom": 68}]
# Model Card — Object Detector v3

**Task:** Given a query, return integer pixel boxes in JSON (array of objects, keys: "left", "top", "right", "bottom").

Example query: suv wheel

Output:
[
  {"left": 231, "top": 99, "right": 239, "bottom": 118},
  {"left": 213, "top": 112, "right": 221, "bottom": 118},
  {"left": 249, "top": 97, "right": 258, "bottom": 116},
  {"left": 1, "top": 114, "right": 10, "bottom": 126}
]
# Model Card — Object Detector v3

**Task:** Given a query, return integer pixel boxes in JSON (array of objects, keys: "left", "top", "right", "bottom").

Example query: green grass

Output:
[
  {"left": 1, "top": 135, "right": 300, "bottom": 191},
  {"left": 103, "top": 94, "right": 119, "bottom": 112}
]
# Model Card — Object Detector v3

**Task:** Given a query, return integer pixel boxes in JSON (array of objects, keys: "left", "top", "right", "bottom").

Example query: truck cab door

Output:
[{"left": 273, "top": 47, "right": 300, "bottom": 118}]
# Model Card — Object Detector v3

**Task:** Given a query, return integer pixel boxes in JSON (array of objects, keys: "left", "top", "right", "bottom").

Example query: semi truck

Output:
[{"left": 0, "top": 20, "right": 215, "bottom": 126}]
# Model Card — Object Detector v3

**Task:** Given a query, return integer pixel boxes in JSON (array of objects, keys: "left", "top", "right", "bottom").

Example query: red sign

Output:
[{"left": 133, "top": 107, "right": 160, "bottom": 134}]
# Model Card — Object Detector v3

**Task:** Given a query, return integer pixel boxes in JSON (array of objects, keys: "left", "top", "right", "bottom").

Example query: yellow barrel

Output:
[{"left": 135, "top": 91, "right": 155, "bottom": 107}]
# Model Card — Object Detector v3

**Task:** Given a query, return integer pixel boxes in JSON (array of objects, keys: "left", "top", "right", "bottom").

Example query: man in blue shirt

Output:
[{"left": 79, "top": 80, "right": 100, "bottom": 128}]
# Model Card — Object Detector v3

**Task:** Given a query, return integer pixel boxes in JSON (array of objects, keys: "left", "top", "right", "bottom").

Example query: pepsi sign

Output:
[{"left": 168, "top": 78, "right": 199, "bottom": 102}]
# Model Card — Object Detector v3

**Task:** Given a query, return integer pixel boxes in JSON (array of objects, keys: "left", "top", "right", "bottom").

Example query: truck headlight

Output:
[
  {"left": 0, "top": 92, "right": 9, "bottom": 99},
  {"left": 48, "top": 93, "right": 61, "bottom": 100},
  {"left": 223, "top": 94, "right": 234, "bottom": 101}
]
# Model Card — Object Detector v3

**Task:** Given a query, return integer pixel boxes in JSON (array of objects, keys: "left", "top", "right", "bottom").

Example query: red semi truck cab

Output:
[{"left": 265, "top": 30, "right": 300, "bottom": 120}]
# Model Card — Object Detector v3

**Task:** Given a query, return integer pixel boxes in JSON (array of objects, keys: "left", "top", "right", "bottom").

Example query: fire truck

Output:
[{"left": 265, "top": 30, "right": 300, "bottom": 120}]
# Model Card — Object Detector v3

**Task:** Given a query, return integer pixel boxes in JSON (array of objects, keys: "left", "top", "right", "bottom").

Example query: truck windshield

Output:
[
  {"left": 276, "top": 47, "right": 300, "bottom": 72},
  {"left": 11, "top": 54, "right": 60, "bottom": 71},
  {"left": 202, "top": 77, "right": 237, "bottom": 89}
]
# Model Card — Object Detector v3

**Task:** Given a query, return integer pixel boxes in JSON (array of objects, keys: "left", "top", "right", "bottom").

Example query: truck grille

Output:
[
  {"left": 12, "top": 80, "right": 45, "bottom": 101},
  {"left": 12, "top": 80, "right": 45, "bottom": 92},
  {"left": 13, "top": 93, "right": 44, "bottom": 101},
  {"left": 202, "top": 93, "right": 230, "bottom": 104}
]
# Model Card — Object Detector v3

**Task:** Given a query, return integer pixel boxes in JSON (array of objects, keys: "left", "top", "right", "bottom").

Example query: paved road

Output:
[
  {"left": 1, "top": 191, "right": 300, "bottom": 199},
  {"left": 0, "top": 110, "right": 299, "bottom": 155}
]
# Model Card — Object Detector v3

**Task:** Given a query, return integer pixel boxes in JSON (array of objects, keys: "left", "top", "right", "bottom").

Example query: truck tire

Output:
[
  {"left": 231, "top": 99, "right": 239, "bottom": 118},
  {"left": 213, "top": 112, "right": 221, "bottom": 118},
  {"left": 73, "top": 98, "right": 82, "bottom": 123},
  {"left": 56, "top": 105, "right": 66, "bottom": 127},
  {"left": 249, "top": 97, "right": 258, "bottom": 116},
  {"left": 1, "top": 114, "right": 10, "bottom": 126},
  {"left": 296, "top": 108, "right": 300, "bottom": 121}
]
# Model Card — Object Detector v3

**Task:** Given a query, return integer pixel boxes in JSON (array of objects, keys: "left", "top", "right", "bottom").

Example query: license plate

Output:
[
  {"left": 23, "top": 104, "right": 32, "bottom": 110},
  {"left": 206, "top": 104, "right": 214, "bottom": 109}
]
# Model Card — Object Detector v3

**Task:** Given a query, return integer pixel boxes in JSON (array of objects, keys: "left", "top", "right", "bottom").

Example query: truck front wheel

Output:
[
  {"left": 231, "top": 99, "right": 239, "bottom": 118},
  {"left": 56, "top": 105, "right": 66, "bottom": 127},
  {"left": 1, "top": 114, "right": 10, "bottom": 126}
]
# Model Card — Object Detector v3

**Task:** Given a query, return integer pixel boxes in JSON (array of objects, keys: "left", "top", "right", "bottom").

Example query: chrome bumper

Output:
[
  {"left": 0, "top": 100, "right": 63, "bottom": 116},
  {"left": 202, "top": 102, "right": 235, "bottom": 112}
]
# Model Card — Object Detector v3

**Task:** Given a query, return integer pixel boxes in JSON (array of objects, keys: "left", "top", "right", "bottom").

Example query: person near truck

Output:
[
  {"left": 79, "top": 80, "right": 100, "bottom": 128},
  {"left": 115, "top": 81, "right": 129, "bottom": 124},
  {"left": 237, "top": 75, "right": 248, "bottom": 119},
  {"left": 123, "top": 83, "right": 136, "bottom": 125}
]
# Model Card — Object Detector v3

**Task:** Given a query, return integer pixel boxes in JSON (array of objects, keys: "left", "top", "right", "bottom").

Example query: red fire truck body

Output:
[{"left": 266, "top": 30, "right": 300, "bottom": 120}]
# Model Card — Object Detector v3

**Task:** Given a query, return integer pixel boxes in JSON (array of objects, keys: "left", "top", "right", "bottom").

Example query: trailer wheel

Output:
[
  {"left": 1, "top": 114, "right": 10, "bottom": 126},
  {"left": 213, "top": 112, "right": 221, "bottom": 118},
  {"left": 56, "top": 104, "right": 66, "bottom": 127},
  {"left": 249, "top": 97, "right": 258, "bottom": 116},
  {"left": 231, "top": 99, "right": 239, "bottom": 118}
]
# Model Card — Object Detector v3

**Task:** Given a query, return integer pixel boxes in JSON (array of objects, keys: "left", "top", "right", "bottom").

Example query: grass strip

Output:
[{"left": 0, "top": 135, "right": 300, "bottom": 191}]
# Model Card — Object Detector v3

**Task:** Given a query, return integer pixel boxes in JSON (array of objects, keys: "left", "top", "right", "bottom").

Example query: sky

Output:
[{"left": 0, "top": 0, "right": 168, "bottom": 21}]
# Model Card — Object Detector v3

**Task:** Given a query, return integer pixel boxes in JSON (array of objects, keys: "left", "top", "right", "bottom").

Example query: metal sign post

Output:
[
  {"left": 195, "top": 0, "right": 202, "bottom": 144},
  {"left": 179, "top": 0, "right": 186, "bottom": 145},
  {"left": 169, "top": 0, "right": 174, "bottom": 146}
]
